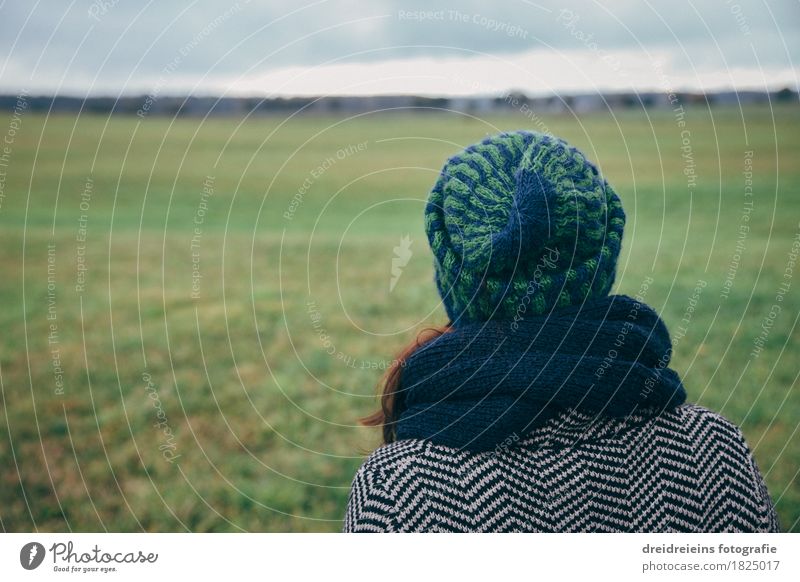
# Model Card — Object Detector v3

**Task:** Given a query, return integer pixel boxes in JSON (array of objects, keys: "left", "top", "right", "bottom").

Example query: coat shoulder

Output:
[
  {"left": 356, "top": 438, "right": 430, "bottom": 473},
  {"left": 651, "top": 403, "right": 752, "bottom": 445},
  {"left": 344, "top": 405, "right": 780, "bottom": 532}
]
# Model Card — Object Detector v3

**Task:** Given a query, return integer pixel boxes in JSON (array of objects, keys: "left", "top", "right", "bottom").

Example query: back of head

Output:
[{"left": 425, "top": 130, "right": 625, "bottom": 323}]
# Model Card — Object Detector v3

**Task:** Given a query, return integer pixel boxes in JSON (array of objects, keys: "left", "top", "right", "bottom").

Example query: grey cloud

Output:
[{"left": 0, "top": 0, "right": 797, "bottom": 94}]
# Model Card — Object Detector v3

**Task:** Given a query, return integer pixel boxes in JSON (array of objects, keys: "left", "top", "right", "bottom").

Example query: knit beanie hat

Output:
[{"left": 425, "top": 130, "right": 625, "bottom": 324}]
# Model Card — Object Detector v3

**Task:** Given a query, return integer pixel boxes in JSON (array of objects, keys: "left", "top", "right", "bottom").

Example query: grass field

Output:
[{"left": 0, "top": 104, "right": 798, "bottom": 532}]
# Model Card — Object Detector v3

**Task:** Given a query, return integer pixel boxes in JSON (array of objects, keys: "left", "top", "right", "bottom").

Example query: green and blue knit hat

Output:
[{"left": 425, "top": 130, "right": 625, "bottom": 324}]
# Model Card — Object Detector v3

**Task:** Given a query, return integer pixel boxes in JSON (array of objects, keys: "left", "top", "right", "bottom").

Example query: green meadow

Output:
[{"left": 0, "top": 104, "right": 798, "bottom": 531}]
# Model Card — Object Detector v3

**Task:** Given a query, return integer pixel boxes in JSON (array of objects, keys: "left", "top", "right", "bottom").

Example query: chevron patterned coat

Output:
[{"left": 343, "top": 404, "right": 779, "bottom": 532}]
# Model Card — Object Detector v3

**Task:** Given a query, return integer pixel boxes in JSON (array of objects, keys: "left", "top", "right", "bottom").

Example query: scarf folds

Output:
[{"left": 394, "top": 294, "right": 686, "bottom": 452}]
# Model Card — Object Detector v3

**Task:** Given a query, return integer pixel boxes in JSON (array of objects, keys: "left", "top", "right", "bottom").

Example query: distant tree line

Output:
[{"left": 0, "top": 88, "right": 796, "bottom": 117}]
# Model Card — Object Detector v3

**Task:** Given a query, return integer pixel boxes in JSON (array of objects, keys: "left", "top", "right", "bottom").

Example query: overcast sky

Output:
[{"left": 1, "top": 0, "right": 798, "bottom": 96}]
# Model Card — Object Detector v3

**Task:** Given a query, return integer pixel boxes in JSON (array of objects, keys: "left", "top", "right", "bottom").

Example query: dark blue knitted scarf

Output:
[{"left": 394, "top": 294, "right": 686, "bottom": 452}]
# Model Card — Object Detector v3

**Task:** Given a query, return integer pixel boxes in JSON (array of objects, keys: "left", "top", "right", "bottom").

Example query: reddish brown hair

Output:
[{"left": 359, "top": 324, "right": 451, "bottom": 445}]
